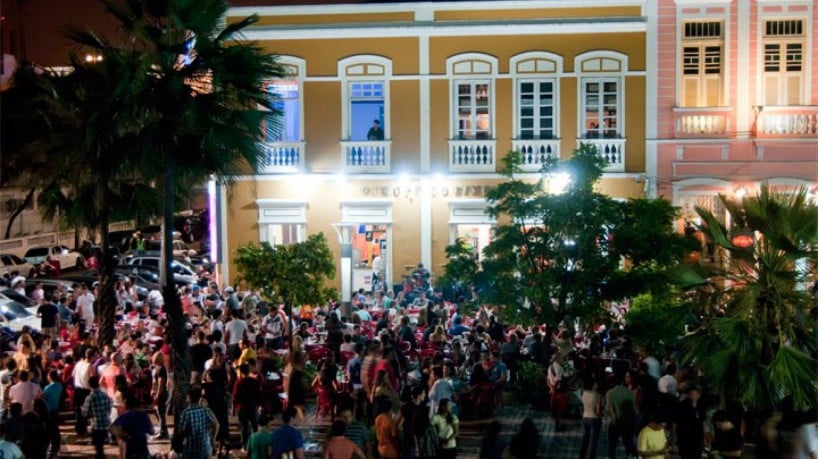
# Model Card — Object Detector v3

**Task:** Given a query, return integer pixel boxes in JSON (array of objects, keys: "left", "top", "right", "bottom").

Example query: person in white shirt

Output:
[
  {"left": 261, "top": 306, "right": 284, "bottom": 350},
  {"left": 147, "top": 288, "right": 164, "bottom": 309},
  {"left": 72, "top": 348, "right": 96, "bottom": 436},
  {"left": 224, "top": 309, "right": 248, "bottom": 361},
  {"left": 657, "top": 363, "right": 679, "bottom": 397},
  {"left": 76, "top": 284, "right": 96, "bottom": 330},
  {"left": 8, "top": 370, "right": 42, "bottom": 414},
  {"left": 0, "top": 434, "right": 23, "bottom": 459}
]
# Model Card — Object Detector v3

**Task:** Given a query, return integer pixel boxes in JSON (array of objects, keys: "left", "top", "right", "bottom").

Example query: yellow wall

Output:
[
  {"left": 559, "top": 77, "right": 579, "bottom": 158},
  {"left": 390, "top": 80, "right": 421, "bottom": 171},
  {"left": 303, "top": 82, "right": 342, "bottom": 172},
  {"left": 429, "top": 33, "right": 646, "bottom": 74},
  {"left": 259, "top": 38, "right": 419, "bottom": 76},
  {"left": 429, "top": 79, "right": 451, "bottom": 172},
  {"left": 624, "top": 76, "right": 646, "bottom": 173},
  {"left": 434, "top": 7, "right": 642, "bottom": 21},
  {"left": 495, "top": 78, "right": 513, "bottom": 158},
  {"left": 252, "top": 12, "right": 415, "bottom": 26}
]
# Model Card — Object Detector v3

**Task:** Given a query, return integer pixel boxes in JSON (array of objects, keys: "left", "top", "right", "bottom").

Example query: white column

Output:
[
  {"left": 736, "top": 0, "right": 751, "bottom": 137},
  {"left": 421, "top": 180, "right": 432, "bottom": 270},
  {"left": 419, "top": 35, "right": 431, "bottom": 173},
  {"left": 644, "top": 0, "right": 659, "bottom": 197},
  {"left": 218, "top": 180, "right": 230, "bottom": 285}
]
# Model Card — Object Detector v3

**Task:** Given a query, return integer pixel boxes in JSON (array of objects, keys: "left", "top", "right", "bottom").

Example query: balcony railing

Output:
[
  {"left": 757, "top": 106, "right": 818, "bottom": 137},
  {"left": 674, "top": 107, "right": 731, "bottom": 137},
  {"left": 512, "top": 139, "right": 560, "bottom": 172},
  {"left": 579, "top": 139, "right": 626, "bottom": 172},
  {"left": 259, "top": 141, "right": 304, "bottom": 173},
  {"left": 449, "top": 139, "right": 496, "bottom": 173},
  {"left": 342, "top": 140, "right": 391, "bottom": 173}
]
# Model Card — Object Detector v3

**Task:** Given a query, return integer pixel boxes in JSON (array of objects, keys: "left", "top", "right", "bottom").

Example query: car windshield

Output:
[
  {"left": 25, "top": 248, "right": 48, "bottom": 257},
  {"left": 0, "top": 301, "right": 33, "bottom": 320},
  {"left": 8, "top": 255, "right": 25, "bottom": 264}
]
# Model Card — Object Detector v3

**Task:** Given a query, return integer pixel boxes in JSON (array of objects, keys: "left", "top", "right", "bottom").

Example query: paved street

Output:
[{"left": 56, "top": 395, "right": 757, "bottom": 458}]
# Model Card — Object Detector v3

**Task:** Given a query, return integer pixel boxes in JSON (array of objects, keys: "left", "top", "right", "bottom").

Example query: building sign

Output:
[{"left": 361, "top": 184, "right": 494, "bottom": 200}]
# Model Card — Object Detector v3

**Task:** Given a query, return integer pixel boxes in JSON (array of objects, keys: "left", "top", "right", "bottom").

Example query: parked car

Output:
[
  {"left": 0, "top": 299, "right": 41, "bottom": 332},
  {"left": 121, "top": 257, "right": 197, "bottom": 286},
  {"left": 143, "top": 240, "right": 198, "bottom": 258},
  {"left": 0, "top": 254, "right": 35, "bottom": 278},
  {"left": 23, "top": 245, "right": 85, "bottom": 269},
  {"left": 0, "top": 289, "right": 36, "bottom": 308}
]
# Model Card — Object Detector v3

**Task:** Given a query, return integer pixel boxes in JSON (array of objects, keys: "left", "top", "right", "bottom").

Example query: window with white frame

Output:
[
  {"left": 681, "top": 21, "right": 724, "bottom": 107},
  {"left": 349, "top": 82, "right": 385, "bottom": 141},
  {"left": 447, "top": 54, "right": 497, "bottom": 141},
  {"left": 762, "top": 18, "right": 806, "bottom": 106},
  {"left": 262, "top": 57, "right": 304, "bottom": 143},
  {"left": 576, "top": 51, "right": 626, "bottom": 139},
  {"left": 338, "top": 56, "right": 391, "bottom": 142},
  {"left": 582, "top": 80, "right": 620, "bottom": 138},
  {"left": 518, "top": 80, "right": 556, "bottom": 140},
  {"left": 256, "top": 200, "right": 307, "bottom": 246},
  {"left": 455, "top": 81, "right": 491, "bottom": 140}
]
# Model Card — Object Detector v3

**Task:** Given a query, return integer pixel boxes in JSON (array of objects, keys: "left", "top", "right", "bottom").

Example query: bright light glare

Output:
[
  {"left": 334, "top": 173, "right": 346, "bottom": 184},
  {"left": 433, "top": 173, "right": 444, "bottom": 183},
  {"left": 735, "top": 187, "right": 747, "bottom": 198},
  {"left": 550, "top": 173, "right": 571, "bottom": 194},
  {"left": 398, "top": 173, "right": 411, "bottom": 185}
]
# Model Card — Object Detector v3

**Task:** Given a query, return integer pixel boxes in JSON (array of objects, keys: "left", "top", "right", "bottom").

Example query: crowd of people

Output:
[{"left": 0, "top": 264, "right": 816, "bottom": 459}]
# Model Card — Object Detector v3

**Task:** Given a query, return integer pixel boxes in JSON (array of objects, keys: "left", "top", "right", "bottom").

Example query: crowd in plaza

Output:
[{"left": 0, "top": 264, "right": 816, "bottom": 459}]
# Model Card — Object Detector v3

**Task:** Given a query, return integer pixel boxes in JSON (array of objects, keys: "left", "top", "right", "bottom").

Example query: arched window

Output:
[
  {"left": 447, "top": 53, "right": 498, "bottom": 141},
  {"left": 338, "top": 55, "right": 392, "bottom": 141},
  {"left": 263, "top": 56, "right": 305, "bottom": 144},
  {"left": 510, "top": 52, "right": 563, "bottom": 141},
  {"left": 575, "top": 51, "right": 628, "bottom": 139}
]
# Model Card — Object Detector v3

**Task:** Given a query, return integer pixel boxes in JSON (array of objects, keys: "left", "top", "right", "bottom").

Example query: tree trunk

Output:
[
  {"left": 4, "top": 188, "right": 34, "bottom": 239},
  {"left": 162, "top": 157, "right": 190, "bottom": 417},
  {"left": 97, "top": 217, "right": 118, "bottom": 346}
]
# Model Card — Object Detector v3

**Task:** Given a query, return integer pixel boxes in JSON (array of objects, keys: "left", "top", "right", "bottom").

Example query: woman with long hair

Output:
[{"left": 431, "top": 398, "right": 459, "bottom": 459}]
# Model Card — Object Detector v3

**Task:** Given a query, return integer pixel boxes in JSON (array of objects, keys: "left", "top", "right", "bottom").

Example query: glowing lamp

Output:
[{"left": 730, "top": 232, "right": 754, "bottom": 249}]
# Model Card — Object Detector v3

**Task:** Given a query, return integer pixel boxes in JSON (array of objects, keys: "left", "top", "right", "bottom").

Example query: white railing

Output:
[
  {"left": 449, "top": 139, "right": 496, "bottom": 173},
  {"left": 757, "top": 106, "right": 818, "bottom": 137},
  {"left": 341, "top": 140, "right": 391, "bottom": 173},
  {"left": 259, "top": 141, "right": 304, "bottom": 173},
  {"left": 580, "top": 139, "right": 626, "bottom": 172},
  {"left": 512, "top": 139, "right": 560, "bottom": 172},
  {"left": 674, "top": 107, "right": 731, "bottom": 136}
]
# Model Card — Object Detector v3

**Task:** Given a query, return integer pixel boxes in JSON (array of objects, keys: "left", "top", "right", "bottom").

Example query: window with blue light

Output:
[
  {"left": 349, "top": 82, "right": 385, "bottom": 141},
  {"left": 264, "top": 81, "right": 300, "bottom": 142}
]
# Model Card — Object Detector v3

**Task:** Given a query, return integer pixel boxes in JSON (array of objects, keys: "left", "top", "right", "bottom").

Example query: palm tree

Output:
[
  {"left": 72, "top": 0, "right": 284, "bottom": 412},
  {"left": 683, "top": 185, "right": 818, "bottom": 411}
]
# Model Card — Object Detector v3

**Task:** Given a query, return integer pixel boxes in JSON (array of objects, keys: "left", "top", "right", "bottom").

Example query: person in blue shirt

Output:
[
  {"left": 448, "top": 317, "right": 470, "bottom": 336},
  {"left": 112, "top": 396, "right": 155, "bottom": 459},
  {"left": 42, "top": 370, "right": 63, "bottom": 415},
  {"left": 271, "top": 407, "right": 305, "bottom": 459}
]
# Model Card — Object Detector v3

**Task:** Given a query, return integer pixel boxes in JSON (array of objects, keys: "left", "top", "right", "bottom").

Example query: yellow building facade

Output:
[{"left": 222, "top": 1, "right": 649, "bottom": 298}]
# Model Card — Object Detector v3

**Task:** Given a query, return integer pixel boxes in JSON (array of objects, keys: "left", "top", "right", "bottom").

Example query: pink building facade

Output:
[{"left": 646, "top": 0, "right": 818, "bottom": 225}]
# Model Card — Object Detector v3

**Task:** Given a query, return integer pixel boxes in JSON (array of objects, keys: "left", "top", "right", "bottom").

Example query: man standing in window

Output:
[{"left": 367, "top": 119, "right": 384, "bottom": 140}]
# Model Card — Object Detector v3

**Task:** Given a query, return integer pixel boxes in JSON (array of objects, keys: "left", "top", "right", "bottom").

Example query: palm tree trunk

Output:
[
  {"left": 4, "top": 188, "right": 34, "bottom": 239},
  {"left": 162, "top": 157, "right": 190, "bottom": 417},
  {"left": 97, "top": 216, "right": 117, "bottom": 346}
]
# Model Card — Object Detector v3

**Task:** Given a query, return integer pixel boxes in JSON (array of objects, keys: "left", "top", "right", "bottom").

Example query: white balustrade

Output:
[
  {"left": 758, "top": 108, "right": 818, "bottom": 136},
  {"left": 512, "top": 139, "right": 560, "bottom": 172},
  {"left": 342, "top": 141, "right": 391, "bottom": 173},
  {"left": 580, "top": 139, "right": 626, "bottom": 172},
  {"left": 676, "top": 114, "right": 729, "bottom": 135},
  {"left": 449, "top": 140, "right": 496, "bottom": 173},
  {"left": 259, "top": 142, "right": 304, "bottom": 173}
]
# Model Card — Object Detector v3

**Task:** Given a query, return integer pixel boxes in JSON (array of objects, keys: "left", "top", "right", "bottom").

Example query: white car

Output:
[
  {"left": 0, "top": 254, "right": 34, "bottom": 278},
  {"left": 0, "top": 299, "right": 41, "bottom": 332},
  {"left": 24, "top": 245, "right": 85, "bottom": 268}
]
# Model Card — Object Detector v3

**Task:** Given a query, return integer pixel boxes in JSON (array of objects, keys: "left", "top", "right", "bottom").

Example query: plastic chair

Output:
[
  {"left": 340, "top": 350, "right": 356, "bottom": 365},
  {"left": 307, "top": 345, "right": 328, "bottom": 362},
  {"left": 398, "top": 341, "right": 412, "bottom": 353}
]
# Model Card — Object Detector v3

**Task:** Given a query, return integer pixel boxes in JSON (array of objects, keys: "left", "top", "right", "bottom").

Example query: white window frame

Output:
[
  {"left": 675, "top": 7, "right": 731, "bottom": 108},
  {"left": 757, "top": 14, "right": 810, "bottom": 106},
  {"left": 263, "top": 56, "right": 305, "bottom": 143},
  {"left": 575, "top": 51, "right": 627, "bottom": 140},
  {"left": 446, "top": 53, "right": 498, "bottom": 140},
  {"left": 338, "top": 55, "right": 392, "bottom": 141},
  {"left": 680, "top": 20, "right": 725, "bottom": 107},
  {"left": 510, "top": 52, "right": 563, "bottom": 141},
  {"left": 256, "top": 199, "right": 308, "bottom": 245}
]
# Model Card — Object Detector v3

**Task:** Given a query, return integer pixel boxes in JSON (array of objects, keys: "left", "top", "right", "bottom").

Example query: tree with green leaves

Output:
[
  {"left": 443, "top": 144, "right": 695, "bottom": 326},
  {"left": 234, "top": 233, "right": 337, "bottom": 347},
  {"left": 681, "top": 185, "right": 818, "bottom": 411},
  {"left": 33, "top": 0, "right": 286, "bottom": 413}
]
